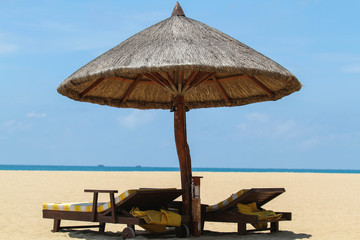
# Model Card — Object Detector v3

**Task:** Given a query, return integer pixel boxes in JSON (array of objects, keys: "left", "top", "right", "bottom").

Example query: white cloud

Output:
[
  {"left": 117, "top": 110, "right": 155, "bottom": 129},
  {"left": 245, "top": 112, "right": 269, "bottom": 123},
  {"left": 236, "top": 113, "right": 304, "bottom": 139},
  {"left": 313, "top": 53, "right": 360, "bottom": 62},
  {"left": 1, "top": 120, "right": 28, "bottom": 132},
  {"left": 26, "top": 112, "right": 47, "bottom": 118},
  {"left": 312, "top": 53, "right": 360, "bottom": 74},
  {"left": 342, "top": 64, "right": 360, "bottom": 73},
  {"left": 1, "top": 112, "right": 46, "bottom": 133},
  {"left": 298, "top": 135, "right": 323, "bottom": 150},
  {"left": 0, "top": 42, "right": 19, "bottom": 54},
  {"left": 298, "top": 133, "right": 354, "bottom": 151},
  {"left": 273, "top": 119, "right": 298, "bottom": 138}
]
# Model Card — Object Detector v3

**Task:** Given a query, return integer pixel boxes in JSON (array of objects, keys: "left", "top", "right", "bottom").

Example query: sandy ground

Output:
[{"left": 0, "top": 171, "right": 359, "bottom": 240}]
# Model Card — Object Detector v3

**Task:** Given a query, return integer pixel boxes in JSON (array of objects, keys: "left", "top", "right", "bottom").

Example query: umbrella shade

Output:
[
  {"left": 57, "top": 2, "right": 301, "bottom": 235},
  {"left": 58, "top": 4, "right": 301, "bottom": 110}
]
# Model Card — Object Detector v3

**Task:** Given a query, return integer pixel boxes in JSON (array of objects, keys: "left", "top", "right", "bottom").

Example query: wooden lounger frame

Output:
[
  {"left": 203, "top": 188, "right": 292, "bottom": 235},
  {"left": 43, "top": 189, "right": 184, "bottom": 238}
]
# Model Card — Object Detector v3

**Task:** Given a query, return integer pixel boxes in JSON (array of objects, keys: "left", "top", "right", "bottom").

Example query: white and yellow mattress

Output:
[
  {"left": 43, "top": 189, "right": 137, "bottom": 213},
  {"left": 206, "top": 189, "right": 248, "bottom": 212}
]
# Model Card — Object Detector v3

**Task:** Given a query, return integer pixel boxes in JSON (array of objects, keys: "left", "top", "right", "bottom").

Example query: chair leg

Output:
[
  {"left": 52, "top": 219, "right": 61, "bottom": 232},
  {"left": 201, "top": 220, "right": 205, "bottom": 234},
  {"left": 99, "top": 222, "right": 106, "bottom": 232},
  {"left": 237, "top": 221, "right": 246, "bottom": 235},
  {"left": 127, "top": 224, "right": 135, "bottom": 231},
  {"left": 270, "top": 222, "right": 279, "bottom": 233}
]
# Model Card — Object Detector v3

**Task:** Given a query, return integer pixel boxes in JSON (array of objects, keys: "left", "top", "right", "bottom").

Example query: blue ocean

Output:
[{"left": 0, "top": 165, "right": 359, "bottom": 174}]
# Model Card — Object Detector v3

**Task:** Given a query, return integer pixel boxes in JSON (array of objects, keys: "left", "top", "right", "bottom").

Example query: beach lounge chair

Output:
[
  {"left": 43, "top": 188, "right": 187, "bottom": 239},
  {"left": 203, "top": 188, "right": 292, "bottom": 235}
]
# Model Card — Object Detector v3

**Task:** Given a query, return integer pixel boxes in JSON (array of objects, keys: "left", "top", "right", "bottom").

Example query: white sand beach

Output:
[{"left": 0, "top": 171, "right": 359, "bottom": 239}]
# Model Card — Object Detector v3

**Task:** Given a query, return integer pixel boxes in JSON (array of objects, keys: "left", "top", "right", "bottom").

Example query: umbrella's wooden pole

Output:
[{"left": 173, "top": 95, "right": 193, "bottom": 227}]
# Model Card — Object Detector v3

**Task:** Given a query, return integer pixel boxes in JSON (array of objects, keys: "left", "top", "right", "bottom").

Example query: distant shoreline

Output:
[{"left": 0, "top": 164, "right": 359, "bottom": 174}]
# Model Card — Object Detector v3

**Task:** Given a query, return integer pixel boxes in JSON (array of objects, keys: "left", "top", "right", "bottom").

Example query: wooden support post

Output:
[
  {"left": 246, "top": 75, "right": 274, "bottom": 96},
  {"left": 110, "top": 192, "right": 116, "bottom": 223},
  {"left": 52, "top": 219, "right": 61, "bottom": 232},
  {"left": 191, "top": 72, "right": 216, "bottom": 90},
  {"left": 270, "top": 221, "right": 279, "bottom": 233},
  {"left": 121, "top": 74, "right": 142, "bottom": 103},
  {"left": 163, "top": 72, "right": 178, "bottom": 93},
  {"left": 201, "top": 218, "right": 205, "bottom": 234},
  {"left": 182, "top": 71, "right": 198, "bottom": 93},
  {"left": 178, "top": 70, "right": 183, "bottom": 93},
  {"left": 173, "top": 94, "right": 192, "bottom": 230},
  {"left": 192, "top": 176, "right": 202, "bottom": 237},
  {"left": 144, "top": 73, "right": 174, "bottom": 93},
  {"left": 99, "top": 222, "right": 106, "bottom": 232},
  {"left": 92, "top": 192, "right": 98, "bottom": 222},
  {"left": 212, "top": 76, "right": 230, "bottom": 103},
  {"left": 127, "top": 224, "right": 135, "bottom": 230},
  {"left": 79, "top": 78, "right": 105, "bottom": 98},
  {"left": 237, "top": 221, "right": 247, "bottom": 235}
]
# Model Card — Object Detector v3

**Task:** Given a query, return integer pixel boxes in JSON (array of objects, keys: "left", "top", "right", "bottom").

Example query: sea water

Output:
[{"left": 0, "top": 164, "right": 359, "bottom": 174}]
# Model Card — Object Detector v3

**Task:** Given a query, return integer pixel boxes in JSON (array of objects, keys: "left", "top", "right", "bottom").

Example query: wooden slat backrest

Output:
[
  {"left": 215, "top": 188, "right": 285, "bottom": 214},
  {"left": 103, "top": 189, "right": 183, "bottom": 215}
]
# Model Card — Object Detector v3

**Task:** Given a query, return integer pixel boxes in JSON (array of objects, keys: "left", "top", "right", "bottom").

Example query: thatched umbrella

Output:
[{"left": 58, "top": 2, "right": 301, "bottom": 231}]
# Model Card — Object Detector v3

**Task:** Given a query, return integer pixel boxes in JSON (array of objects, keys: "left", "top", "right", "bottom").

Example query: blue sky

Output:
[{"left": 1, "top": 0, "right": 359, "bottom": 169}]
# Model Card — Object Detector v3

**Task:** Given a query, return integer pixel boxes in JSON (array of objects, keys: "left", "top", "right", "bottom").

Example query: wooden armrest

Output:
[
  {"left": 276, "top": 212, "right": 292, "bottom": 220},
  {"left": 84, "top": 189, "right": 118, "bottom": 193},
  {"left": 84, "top": 189, "right": 118, "bottom": 223}
]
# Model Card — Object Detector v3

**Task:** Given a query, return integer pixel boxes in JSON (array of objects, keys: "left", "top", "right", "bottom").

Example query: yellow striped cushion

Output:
[
  {"left": 43, "top": 189, "right": 137, "bottom": 213},
  {"left": 206, "top": 189, "right": 248, "bottom": 212}
]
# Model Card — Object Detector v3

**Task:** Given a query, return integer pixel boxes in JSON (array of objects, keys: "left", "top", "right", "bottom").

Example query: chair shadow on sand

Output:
[
  {"left": 66, "top": 229, "right": 312, "bottom": 239},
  {"left": 201, "top": 230, "right": 312, "bottom": 239}
]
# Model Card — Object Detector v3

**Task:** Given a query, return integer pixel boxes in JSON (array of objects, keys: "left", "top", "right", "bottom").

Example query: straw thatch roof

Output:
[{"left": 58, "top": 2, "right": 301, "bottom": 110}]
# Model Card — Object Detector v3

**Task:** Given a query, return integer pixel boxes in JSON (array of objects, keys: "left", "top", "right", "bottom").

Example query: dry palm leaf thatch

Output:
[
  {"left": 57, "top": 3, "right": 302, "bottom": 232},
  {"left": 58, "top": 2, "right": 301, "bottom": 110}
]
